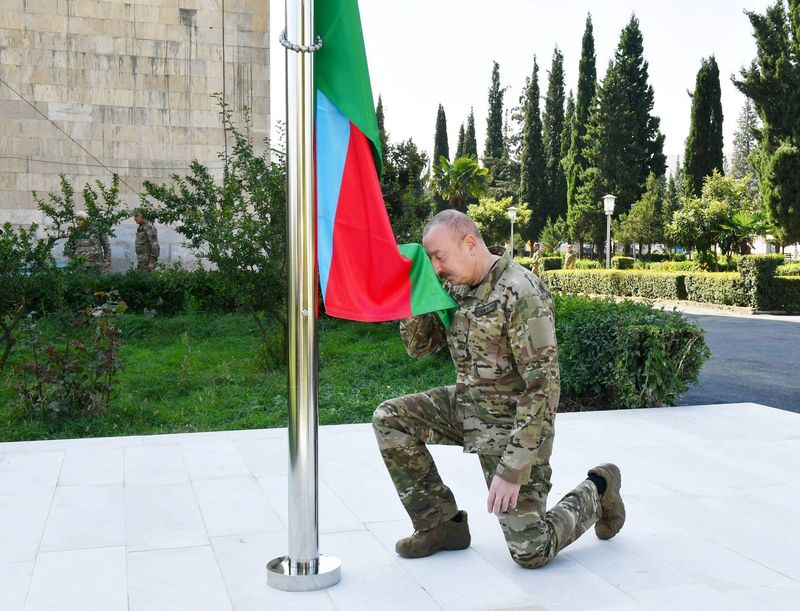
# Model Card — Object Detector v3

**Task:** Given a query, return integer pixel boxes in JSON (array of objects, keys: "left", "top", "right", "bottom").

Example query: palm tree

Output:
[
  {"left": 431, "top": 155, "right": 492, "bottom": 212},
  {"left": 719, "top": 210, "right": 770, "bottom": 256}
]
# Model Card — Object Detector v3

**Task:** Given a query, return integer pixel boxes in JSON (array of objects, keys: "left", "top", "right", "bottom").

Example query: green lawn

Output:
[{"left": 0, "top": 314, "right": 454, "bottom": 441}]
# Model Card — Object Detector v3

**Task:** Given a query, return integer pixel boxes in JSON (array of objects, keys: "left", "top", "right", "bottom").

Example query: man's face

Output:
[
  {"left": 423, "top": 224, "right": 476, "bottom": 286},
  {"left": 134, "top": 213, "right": 144, "bottom": 225},
  {"left": 567, "top": 245, "right": 573, "bottom": 252},
  {"left": 75, "top": 217, "right": 85, "bottom": 228},
  {"left": 533, "top": 243, "right": 539, "bottom": 252}
]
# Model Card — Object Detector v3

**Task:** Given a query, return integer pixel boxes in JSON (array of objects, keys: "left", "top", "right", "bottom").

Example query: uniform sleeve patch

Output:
[{"left": 474, "top": 300, "right": 499, "bottom": 317}]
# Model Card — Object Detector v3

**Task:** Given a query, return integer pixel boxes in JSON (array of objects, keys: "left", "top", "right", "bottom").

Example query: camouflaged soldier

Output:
[
  {"left": 564, "top": 243, "right": 577, "bottom": 269},
  {"left": 64, "top": 211, "right": 111, "bottom": 272},
  {"left": 372, "top": 210, "right": 625, "bottom": 568},
  {"left": 134, "top": 210, "right": 160, "bottom": 271},
  {"left": 530, "top": 242, "right": 543, "bottom": 276}
]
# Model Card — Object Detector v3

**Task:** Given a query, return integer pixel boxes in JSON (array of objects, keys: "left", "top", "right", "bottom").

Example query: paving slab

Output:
[{"left": 0, "top": 402, "right": 797, "bottom": 610}]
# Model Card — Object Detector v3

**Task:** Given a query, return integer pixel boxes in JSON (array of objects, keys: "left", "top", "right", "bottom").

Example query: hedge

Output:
[
  {"left": 555, "top": 295, "right": 709, "bottom": 408},
  {"left": 543, "top": 270, "right": 687, "bottom": 301},
  {"left": 610, "top": 256, "right": 635, "bottom": 270},
  {"left": 776, "top": 262, "right": 800, "bottom": 276},
  {"left": 683, "top": 272, "right": 747, "bottom": 306},
  {"left": 771, "top": 277, "right": 800, "bottom": 312}
]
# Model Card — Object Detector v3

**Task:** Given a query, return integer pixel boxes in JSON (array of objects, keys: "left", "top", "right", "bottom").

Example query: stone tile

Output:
[
  {"left": 234, "top": 436, "right": 289, "bottom": 477},
  {"left": 0, "top": 451, "right": 63, "bottom": 495},
  {"left": 124, "top": 444, "right": 188, "bottom": 486},
  {"left": 211, "top": 532, "right": 337, "bottom": 611},
  {"left": 39, "top": 485, "right": 124, "bottom": 552},
  {"left": 127, "top": 546, "right": 231, "bottom": 611},
  {"left": 180, "top": 439, "right": 251, "bottom": 479},
  {"left": 627, "top": 583, "right": 754, "bottom": 610},
  {"left": 192, "top": 475, "right": 284, "bottom": 537},
  {"left": 25, "top": 547, "right": 127, "bottom": 611},
  {"left": 124, "top": 483, "right": 207, "bottom": 552},
  {"left": 57, "top": 447, "right": 123, "bottom": 486},
  {"left": 0, "top": 493, "right": 52, "bottom": 563},
  {"left": 0, "top": 562, "right": 33, "bottom": 611}
]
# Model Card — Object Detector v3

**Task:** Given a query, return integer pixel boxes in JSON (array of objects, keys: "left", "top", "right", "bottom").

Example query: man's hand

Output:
[
  {"left": 487, "top": 475, "right": 521, "bottom": 515},
  {"left": 147, "top": 262, "right": 154, "bottom": 272}
]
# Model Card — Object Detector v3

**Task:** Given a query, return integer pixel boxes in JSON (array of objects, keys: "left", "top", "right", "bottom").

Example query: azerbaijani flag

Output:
[{"left": 315, "top": 0, "right": 455, "bottom": 324}]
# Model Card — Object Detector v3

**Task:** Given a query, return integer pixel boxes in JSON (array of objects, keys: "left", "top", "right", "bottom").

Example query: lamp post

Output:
[
  {"left": 603, "top": 194, "right": 616, "bottom": 269},
  {"left": 507, "top": 205, "right": 518, "bottom": 259}
]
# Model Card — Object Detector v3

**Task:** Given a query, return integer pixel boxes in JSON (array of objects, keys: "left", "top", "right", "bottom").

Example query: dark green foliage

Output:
[
  {"left": 141, "top": 102, "right": 287, "bottom": 365},
  {"left": 519, "top": 56, "right": 547, "bottom": 240},
  {"left": 770, "top": 276, "right": 800, "bottom": 311},
  {"left": 542, "top": 46, "right": 567, "bottom": 225},
  {"left": 683, "top": 56, "right": 724, "bottom": 197},
  {"left": 543, "top": 269, "right": 688, "bottom": 301},
  {"left": 381, "top": 138, "right": 431, "bottom": 239},
  {"left": 560, "top": 90, "right": 575, "bottom": 184},
  {"left": 737, "top": 254, "right": 785, "bottom": 309},
  {"left": 734, "top": 0, "right": 800, "bottom": 242},
  {"left": 455, "top": 123, "right": 466, "bottom": 158},
  {"left": 579, "top": 15, "right": 666, "bottom": 216},
  {"left": 730, "top": 99, "right": 760, "bottom": 197},
  {"left": 13, "top": 295, "right": 126, "bottom": 418},
  {"left": 565, "top": 14, "right": 597, "bottom": 213},
  {"left": 484, "top": 61, "right": 506, "bottom": 164},
  {"left": 776, "top": 262, "right": 800, "bottom": 275},
  {"left": 376, "top": 95, "right": 389, "bottom": 159},
  {"left": 0, "top": 223, "right": 59, "bottom": 371},
  {"left": 611, "top": 256, "right": 635, "bottom": 269},
  {"left": 614, "top": 173, "right": 666, "bottom": 251},
  {"left": 554, "top": 296, "right": 709, "bottom": 408},
  {"left": 542, "top": 256, "right": 563, "bottom": 271},
  {"left": 464, "top": 109, "right": 478, "bottom": 158},
  {"left": 431, "top": 155, "right": 491, "bottom": 213},
  {"left": 684, "top": 273, "right": 748, "bottom": 306},
  {"left": 433, "top": 104, "right": 450, "bottom": 164}
]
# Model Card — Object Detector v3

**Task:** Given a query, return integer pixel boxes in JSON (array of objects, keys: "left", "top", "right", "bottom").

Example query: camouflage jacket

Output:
[
  {"left": 400, "top": 252, "right": 560, "bottom": 485},
  {"left": 135, "top": 221, "right": 160, "bottom": 266},
  {"left": 530, "top": 250, "right": 542, "bottom": 276},
  {"left": 64, "top": 227, "right": 111, "bottom": 270},
  {"left": 564, "top": 251, "right": 577, "bottom": 269}
]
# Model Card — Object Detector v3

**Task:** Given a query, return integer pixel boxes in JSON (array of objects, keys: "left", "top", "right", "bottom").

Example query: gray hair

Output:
[{"left": 423, "top": 209, "right": 484, "bottom": 244}]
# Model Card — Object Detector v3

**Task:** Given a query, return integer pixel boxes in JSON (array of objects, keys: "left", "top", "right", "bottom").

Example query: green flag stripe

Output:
[{"left": 399, "top": 243, "right": 458, "bottom": 328}]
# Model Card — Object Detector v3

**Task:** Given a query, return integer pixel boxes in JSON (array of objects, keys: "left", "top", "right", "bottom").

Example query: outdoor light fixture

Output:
[
  {"left": 603, "top": 194, "right": 616, "bottom": 269},
  {"left": 507, "top": 205, "right": 518, "bottom": 259}
]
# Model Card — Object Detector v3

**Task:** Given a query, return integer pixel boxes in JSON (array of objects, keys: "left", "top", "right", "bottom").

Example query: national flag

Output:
[{"left": 314, "top": 0, "right": 455, "bottom": 324}]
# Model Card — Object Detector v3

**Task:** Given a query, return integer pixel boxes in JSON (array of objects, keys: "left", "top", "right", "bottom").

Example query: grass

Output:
[{"left": 0, "top": 313, "right": 454, "bottom": 442}]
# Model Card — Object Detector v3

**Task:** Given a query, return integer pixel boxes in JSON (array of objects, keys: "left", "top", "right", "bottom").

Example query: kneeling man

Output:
[{"left": 373, "top": 210, "right": 625, "bottom": 568}]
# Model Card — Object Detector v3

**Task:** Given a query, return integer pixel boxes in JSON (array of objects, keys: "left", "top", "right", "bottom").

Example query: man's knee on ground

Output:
[{"left": 510, "top": 550, "right": 552, "bottom": 569}]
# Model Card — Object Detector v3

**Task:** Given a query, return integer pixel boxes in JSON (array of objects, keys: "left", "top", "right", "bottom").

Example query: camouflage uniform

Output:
[
  {"left": 373, "top": 252, "right": 601, "bottom": 568},
  {"left": 64, "top": 226, "right": 111, "bottom": 272},
  {"left": 530, "top": 250, "right": 543, "bottom": 276},
  {"left": 564, "top": 250, "right": 577, "bottom": 269},
  {"left": 135, "top": 220, "right": 160, "bottom": 270}
]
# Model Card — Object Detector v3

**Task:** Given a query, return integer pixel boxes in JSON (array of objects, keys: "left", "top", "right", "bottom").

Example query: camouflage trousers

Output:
[{"left": 373, "top": 385, "right": 602, "bottom": 568}]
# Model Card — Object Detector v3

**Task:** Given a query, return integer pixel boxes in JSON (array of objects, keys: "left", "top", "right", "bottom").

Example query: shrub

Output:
[
  {"left": 514, "top": 256, "right": 534, "bottom": 268},
  {"left": 684, "top": 273, "right": 748, "bottom": 306},
  {"left": 542, "top": 256, "right": 562, "bottom": 271},
  {"left": 738, "top": 254, "right": 785, "bottom": 310},
  {"left": 555, "top": 295, "right": 710, "bottom": 408},
  {"left": 543, "top": 270, "right": 687, "bottom": 301},
  {"left": 648, "top": 260, "right": 701, "bottom": 272},
  {"left": 771, "top": 277, "right": 800, "bottom": 312},
  {"left": 575, "top": 259, "right": 602, "bottom": 270},
  {"left": 776, "top": 262, "right": 800, "bottom": 276},
  {"left": 672, "top": 253, "right": 687, "bottom": 262},
  {"left": 611, "top": 256, "right": 635, "bottom": 269}
]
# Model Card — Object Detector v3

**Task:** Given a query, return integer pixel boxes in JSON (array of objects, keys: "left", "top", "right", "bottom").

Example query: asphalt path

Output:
[{"left": 676, "top": 312, "right": 800, "bottom": 413}]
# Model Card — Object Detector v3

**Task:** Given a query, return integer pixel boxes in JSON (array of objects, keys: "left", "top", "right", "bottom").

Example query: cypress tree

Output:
[
  {"left": 565, "top": 14, "right": 597, "bottom": 212},
  {"left": 464, "top": 109, "right": 478, "bottom": 158},
  {"left": 730, "top": 98, "right": 759, "bottom": 180},
  {"left": 542, "top": 46, "right": 567, "bottom": 222},
  {"left": 561, "top": 90, "right": 575, "bottom": 171},
  {"left": 376, "top": 95, "right": 389, "bottom": 159},
  {"left": 484, "top": 62, "right": 505, "bottom": 165},
  {"left": 579, "top": 15, "right": 666, "bottom": 216},
  {"left": 455, "top": 123, "right": 466, "bottom": 158},
  {"left": 518, "top": 56, "right": 547, "bottom": 239},
  {"left": 683, "top": 56, "right": 724, "bottom": 197},
  {"left": 734, "top": 0, "right": 800, "bottom": 243},
  {"left": 433, "top": 104, "right": 449, "bottom": 164}
]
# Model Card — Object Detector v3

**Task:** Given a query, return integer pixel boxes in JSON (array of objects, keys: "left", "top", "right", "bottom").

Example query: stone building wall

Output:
[{"left": 0, "top": 0, "right": 270, "bottom": 268}]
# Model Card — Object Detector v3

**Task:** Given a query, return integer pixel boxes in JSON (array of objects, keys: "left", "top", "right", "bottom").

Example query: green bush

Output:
[
  {"left": 611, "top": 256, "right": 635, "bottom": 269},
  {"left": 575, "top": 259, "right": 602, "bottom": 270},
  {"left": 514, "top": 256, "right": 534, "bottom": 268},
  {"left": 672, "top": 253, "right": 687, "bottom": 262},
  {"left": 555, "top": 295, "right": 709, "bottom": 408},
  {"left": 776, "top": 262, "right": 800, "bottom": 276},
  {"left": 647, "top": 260, "right": 701, "bottom": 272},
  {"left": 771, "top": 277, "right": 800, "bottom": 312},
  {"left": 542, "top": 256, "right": 562, "bottom": 271},
  {"left": 738, "top": 255, "right": 785, "bottom": 310},
  {"left": 684, "top": 273, "right": 748, "bottom": 306},
  {"left": 543, "top": 270, "right": 687, "bottom": 300}
]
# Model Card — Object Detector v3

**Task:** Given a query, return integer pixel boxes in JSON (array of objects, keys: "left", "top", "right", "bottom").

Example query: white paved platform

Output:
[{"left": 1, "top": 402, "right": 798, "bottom": 610}]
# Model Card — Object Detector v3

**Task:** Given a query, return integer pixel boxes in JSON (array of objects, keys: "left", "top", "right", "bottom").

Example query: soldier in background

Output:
[
  {"left": 133, "top": 209, "right": 160, "bottom": 271},
  {"left": 564, "top": 243, "right": 577, "bottom": 269},
  {"left": 64, "top": 211, "right": 111, "bottom": 273},
  {"left": 530, "top": 241, "right": 542, "bottom": 276},
  {"left": 373, "top": 210, "right": 625, "bottom": 567}
]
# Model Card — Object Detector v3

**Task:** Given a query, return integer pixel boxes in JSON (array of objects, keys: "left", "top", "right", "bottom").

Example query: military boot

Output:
[
  {"left": 396, "top": 511, "right": 471, "bottom": 558},
  {"left": 588, "top": 463, "right": 625, "bottom": 540}
]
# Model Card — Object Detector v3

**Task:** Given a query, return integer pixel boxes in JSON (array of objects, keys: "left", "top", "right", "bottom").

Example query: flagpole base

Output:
[{"left": 266, "top": 555, "right": 341, "bottom": 591}]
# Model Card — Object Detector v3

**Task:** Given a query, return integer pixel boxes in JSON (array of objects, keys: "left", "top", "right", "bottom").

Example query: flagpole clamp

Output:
[{"left": 280, "top": 31, "right": 323, "bottom": 53}]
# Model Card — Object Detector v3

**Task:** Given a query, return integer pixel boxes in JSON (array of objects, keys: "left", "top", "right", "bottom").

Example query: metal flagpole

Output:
[{"left": 267, "top": 0, "right": 341, "bottom": 591}]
